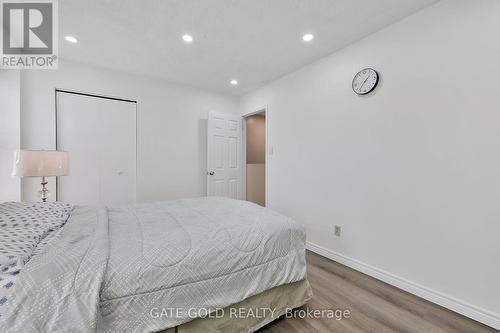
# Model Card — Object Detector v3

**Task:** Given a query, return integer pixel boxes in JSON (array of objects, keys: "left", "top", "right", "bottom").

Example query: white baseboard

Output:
[{"left": 306, "top": 241, "right": 500, "bottom": 330}]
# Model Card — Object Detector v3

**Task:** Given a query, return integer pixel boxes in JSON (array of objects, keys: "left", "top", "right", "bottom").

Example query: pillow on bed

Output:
[
  {"left": 0, "top": 202, "right": 73, "bottom": 231},
  {"left": 0, "top": 202, "right": 73, "bottom": 265},
  {"left": 0, "top": 227, "right": 43, "bottom": 266}
]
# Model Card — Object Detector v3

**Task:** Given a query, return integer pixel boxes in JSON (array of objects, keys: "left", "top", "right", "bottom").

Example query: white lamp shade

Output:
[{"left": 12, "top": 150, "right": 69, "bottom": 177}]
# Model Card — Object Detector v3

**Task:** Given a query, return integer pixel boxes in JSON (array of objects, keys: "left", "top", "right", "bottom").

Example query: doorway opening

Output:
[{"left": 244, "top": 110, "right": 266, "bottom": 206}]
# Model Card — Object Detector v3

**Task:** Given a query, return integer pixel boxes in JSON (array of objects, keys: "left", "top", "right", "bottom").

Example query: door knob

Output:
[
  {"left": 117, "top": 170, "right": 124, "bottom": 175},
  {"left": 207, "top": 171, "right": 215, "bottom": 176}
]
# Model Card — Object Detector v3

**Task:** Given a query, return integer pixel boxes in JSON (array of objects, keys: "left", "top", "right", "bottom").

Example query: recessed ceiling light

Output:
[
  {"left": 182, "top": 34, "right": 193, "bottom": 43},
  {"left": 302, "top": 33, "right": 314, "bottom": 42},
  {"left": 64, "top": 35, "right": 78, "bottom": 43},
  {"left": 230, "top": 80, "right": 238, "bottom": 85}
]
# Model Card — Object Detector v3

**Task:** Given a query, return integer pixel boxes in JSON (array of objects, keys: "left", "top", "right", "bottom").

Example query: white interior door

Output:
[
  {"left": 56, "top": 91, "right": 136, "bottom": 205},
  {"left": 207, "top": 111, "right": 242, "bottom": 199}
]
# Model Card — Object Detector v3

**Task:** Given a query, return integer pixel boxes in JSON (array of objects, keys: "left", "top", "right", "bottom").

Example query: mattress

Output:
[{"left": 0, "top": 197, "right": 307, "bottom": 333}]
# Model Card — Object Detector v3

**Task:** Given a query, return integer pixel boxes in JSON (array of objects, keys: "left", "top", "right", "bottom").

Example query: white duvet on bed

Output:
[
  {"left": 100, "top": 197, "right": 307, "bottom": 332},
  {"left": 1, "top": 197, "right": 307, "bottom": 333}
]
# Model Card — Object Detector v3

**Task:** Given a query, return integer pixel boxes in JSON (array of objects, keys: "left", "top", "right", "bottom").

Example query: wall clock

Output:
[{"left": 352, "top": 68, "right": 379, "bottom": 95}]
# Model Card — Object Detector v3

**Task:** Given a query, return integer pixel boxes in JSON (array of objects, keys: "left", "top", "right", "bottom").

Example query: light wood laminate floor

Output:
[{"left": 259, "top": 251, "right": 497, "bottom": 333}]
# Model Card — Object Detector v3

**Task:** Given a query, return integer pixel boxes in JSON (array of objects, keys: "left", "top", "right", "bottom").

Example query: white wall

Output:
[
  {"left": 240, "top": 0, "right": 500, "bottom": 328},
  {"left": 0, "top": 70, "right": 21, "bottom": 202},
  {"left": 21, "top": 60, "right": 239, "bottom": 202}
]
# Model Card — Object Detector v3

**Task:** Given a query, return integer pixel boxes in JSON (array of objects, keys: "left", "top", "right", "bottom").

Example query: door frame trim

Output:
[
  {"left": 55, "top": 88, "right": 137, "bottom": 104},
  {"left": 242, "top": 105, "right": 268, "bottom": 207},
  {"left": 54, "top": 88, "right": 138, "bottom": 202}
]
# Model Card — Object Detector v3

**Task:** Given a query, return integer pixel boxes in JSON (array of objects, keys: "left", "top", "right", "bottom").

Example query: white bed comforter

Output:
[{"left": 1, "top": 197, "right": 307, "bottom": 333}]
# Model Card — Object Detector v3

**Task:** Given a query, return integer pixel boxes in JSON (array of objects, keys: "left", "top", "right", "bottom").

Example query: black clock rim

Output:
[{"left": 352, "top": 68, "right": 379, "bottom": 95}]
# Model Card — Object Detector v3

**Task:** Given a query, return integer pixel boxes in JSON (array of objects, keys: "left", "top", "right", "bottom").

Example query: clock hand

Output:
[{"left": 359, "top": 76, "right": 370, "bottom": 90}]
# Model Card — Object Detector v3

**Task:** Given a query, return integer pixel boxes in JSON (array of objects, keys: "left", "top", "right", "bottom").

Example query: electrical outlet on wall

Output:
[{"left": 334, "top": 225, "right": 342, "bottom": 237}]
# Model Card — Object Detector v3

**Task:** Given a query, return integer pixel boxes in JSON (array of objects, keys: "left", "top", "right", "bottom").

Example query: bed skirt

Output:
[{"left": 158, "top": 279, "right": 312, "bottom": 333}]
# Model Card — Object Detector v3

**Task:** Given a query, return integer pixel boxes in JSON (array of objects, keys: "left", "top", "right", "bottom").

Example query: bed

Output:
[{"left": 0, "top": 197, "right": 310, "bottom": 333}]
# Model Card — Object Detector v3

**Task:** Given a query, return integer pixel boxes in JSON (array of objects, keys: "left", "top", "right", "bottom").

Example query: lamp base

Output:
[{"left": 39, "top": 176, "right": 49, "bottom": 202}]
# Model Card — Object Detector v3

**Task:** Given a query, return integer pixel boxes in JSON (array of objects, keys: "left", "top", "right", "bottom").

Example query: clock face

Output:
[{"left": 352, "top": 68, "right": 379, "bottom": 95}]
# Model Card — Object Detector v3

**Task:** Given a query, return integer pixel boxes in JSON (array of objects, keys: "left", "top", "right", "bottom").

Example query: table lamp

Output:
[{"left": 12, "top": 150, "right": 69, "bottom": 202}]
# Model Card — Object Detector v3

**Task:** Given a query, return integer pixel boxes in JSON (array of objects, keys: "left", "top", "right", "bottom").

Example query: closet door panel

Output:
[
  {"left": 56, "top": 92, "right": 136, "bottom": 205},
  {"left": 98, "top": 98, "right": 136, "bottom": 205}
]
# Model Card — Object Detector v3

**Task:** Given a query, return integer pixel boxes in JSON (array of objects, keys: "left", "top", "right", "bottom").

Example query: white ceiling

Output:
[{"left": 59, "top": 0, "right": 439, "bottom": 96}]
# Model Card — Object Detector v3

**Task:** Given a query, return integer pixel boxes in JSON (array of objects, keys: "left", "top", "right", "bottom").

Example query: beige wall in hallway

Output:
[
  {"left": 246, "top": 114, "right": 265, "bottom": 206},
  {"left": 246, "top": 115, "right": 265, "bottom": 164}
]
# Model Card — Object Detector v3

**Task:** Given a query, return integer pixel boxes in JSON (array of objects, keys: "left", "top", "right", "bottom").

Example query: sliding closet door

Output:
[{"left": 56, "top": 91, "right": 136, "bottom": 205}]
